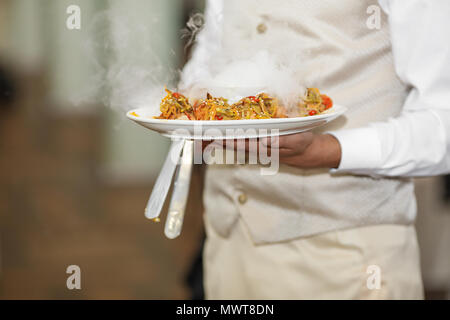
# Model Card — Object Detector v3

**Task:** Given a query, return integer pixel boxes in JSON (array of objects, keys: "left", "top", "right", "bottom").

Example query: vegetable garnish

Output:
[{"left": 155, "top": 87, "right": 333, "bottom": 120}]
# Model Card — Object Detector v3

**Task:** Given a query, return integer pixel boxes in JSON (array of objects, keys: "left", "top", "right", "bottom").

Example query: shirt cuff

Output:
[{"left": 327, "top": 127, "right": 383, "bottom": 173}]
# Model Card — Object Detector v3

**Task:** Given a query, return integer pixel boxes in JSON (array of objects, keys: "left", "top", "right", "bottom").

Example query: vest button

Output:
[
  {"left": 238, "top": 193, "right": 248, "bottom": 204},
  {"left": 257, "top": 23, "right": 267, "bottom": 34}
]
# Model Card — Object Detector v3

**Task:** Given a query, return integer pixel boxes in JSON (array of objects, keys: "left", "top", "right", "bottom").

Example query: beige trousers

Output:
[{"left": 203, "top": 216, "right": 424, "bottom": 299}]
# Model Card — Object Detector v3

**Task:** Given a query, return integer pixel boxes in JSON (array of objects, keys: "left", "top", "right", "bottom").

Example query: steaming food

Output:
[
  {"left": 230, "top": 93, "right": 287, "bottom": 119},
  {"left": 155, "top": 88, "right": 332, "bottom": 120},
  {"left": 298, "top": 88, "right": 333, "bottom": 116},
  {"left": 157, "top": 89, "right": 194, "bottom": 120},
  {"left": 193, "top": 93, "right": 233, "bottom": 120}
]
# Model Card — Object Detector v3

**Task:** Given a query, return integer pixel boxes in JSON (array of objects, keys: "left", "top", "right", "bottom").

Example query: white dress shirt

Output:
[{"left": 329, "top": 0, "right": 450, "bottom": 177}]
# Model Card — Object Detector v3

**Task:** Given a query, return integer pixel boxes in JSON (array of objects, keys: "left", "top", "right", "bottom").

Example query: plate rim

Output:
[{"left": 126, "top": 104, "right": 347, "bottom": 125}]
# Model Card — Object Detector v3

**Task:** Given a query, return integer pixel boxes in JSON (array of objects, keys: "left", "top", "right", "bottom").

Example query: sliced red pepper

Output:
[
  {"left": 173, "top": 92, "right": 183, "bottom": 99},
  {"left": 321, "top": 95, "right": 333, "bottom": 110},
  {"left": 215, "top": 115, "right": 223, "bottom": 120},
  {"left": 247, "top": 96, "right": 259, "bottom": 103},
  {"left": 184, "top": 112, "right": 192, "bottom": 120},
  {"left": 309, "top": 110, "right": 317, "bottom": 116}
]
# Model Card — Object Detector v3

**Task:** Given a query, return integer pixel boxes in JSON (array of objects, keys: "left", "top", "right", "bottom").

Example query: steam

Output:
[
  {"left": 73, "top": 4, "right": 178, "bottom": 115},
  {"left": 181, "top": 13, "right": 205, "bottom": 51},
  {"left": 75, "top": 1, "right": 309, "bottom": 117},
  {"left": 182, "top": 51, "right": 306, "bottom": 108},
  {"left": 178, "top": 1, "right": 308, "bottom": 115}
]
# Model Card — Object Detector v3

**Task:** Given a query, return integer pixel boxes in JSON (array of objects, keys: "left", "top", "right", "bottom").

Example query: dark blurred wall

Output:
[
  {"left": 0, "top": 0, "right": 206, "bottom": 299},
  {"left": 0, "top": 68, "right": 205, "bottom": 299}
]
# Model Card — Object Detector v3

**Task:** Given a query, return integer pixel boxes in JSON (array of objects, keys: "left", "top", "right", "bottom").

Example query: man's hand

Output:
[
  {"left": 261, "top": 133, "right": 342, "bottom": 169},
  {"left": 204, "top": 132, "right": 342, "bottom": 169}
]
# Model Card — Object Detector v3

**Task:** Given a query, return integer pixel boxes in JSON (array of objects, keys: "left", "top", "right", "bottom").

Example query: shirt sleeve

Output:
[{"left": 328, "top": 0, "right": 450, "bottom": 177}]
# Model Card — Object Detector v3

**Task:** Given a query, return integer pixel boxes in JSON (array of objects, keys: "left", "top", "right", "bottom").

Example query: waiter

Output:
[{"left": 180, "top": 0, "right": 450, "bottom": 299}]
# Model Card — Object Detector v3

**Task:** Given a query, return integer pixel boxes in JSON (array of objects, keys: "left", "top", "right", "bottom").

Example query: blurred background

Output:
[{"left": 0, "top": 0, "right": 449, "bottom": 299}]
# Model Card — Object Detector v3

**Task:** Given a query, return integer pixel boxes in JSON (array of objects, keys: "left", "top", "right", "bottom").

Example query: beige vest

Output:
[{"left": 203, "top": 0, "right": 416, "bottom": 244}]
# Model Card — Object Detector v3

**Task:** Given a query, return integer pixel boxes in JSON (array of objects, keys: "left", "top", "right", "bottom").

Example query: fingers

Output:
[
  {"left": 215, "top": 138, "right": 272, "bottom": 156},
  {"left": 262, "top": 132, "right": 314, "bottom": 150},
  {"left": 202, "top": 132, "right": 315, "bottom": 158},
  {"left": 260, "top": 133, "right": 314, "bottom": 157}
]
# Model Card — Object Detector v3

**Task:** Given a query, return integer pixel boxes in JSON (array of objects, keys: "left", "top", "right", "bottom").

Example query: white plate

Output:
[{"left": 126, "top": 105, "right": 347, "bottom": 140}]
